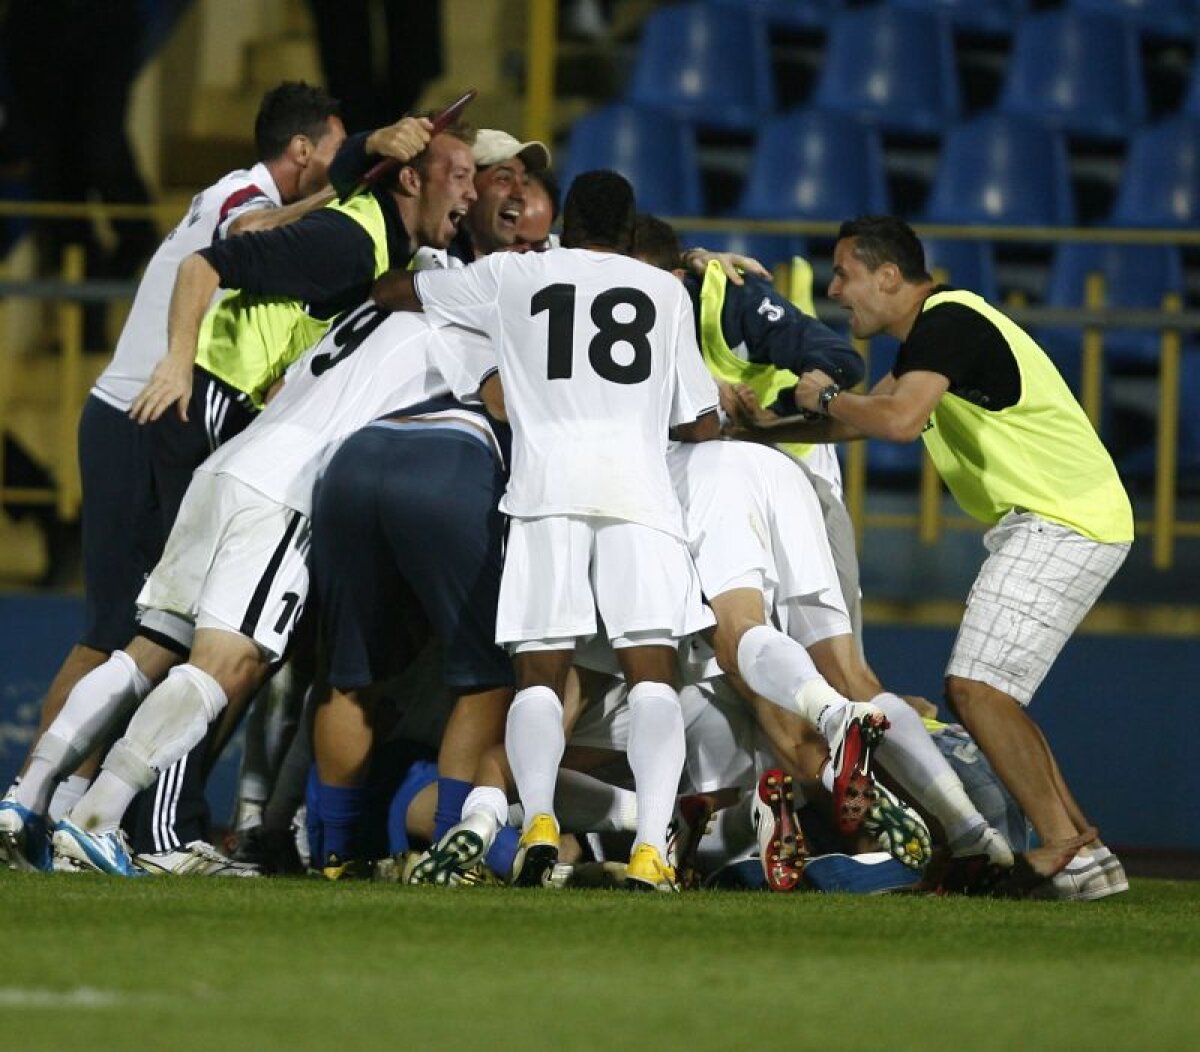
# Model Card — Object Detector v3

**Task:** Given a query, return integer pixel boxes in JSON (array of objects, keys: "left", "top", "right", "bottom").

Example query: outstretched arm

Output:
[
  {"left": 373, "top": 269, "right": 422, "bottom": 311},
  {"left": 129, "top": 253, "right": 220, "bottom": 424}
]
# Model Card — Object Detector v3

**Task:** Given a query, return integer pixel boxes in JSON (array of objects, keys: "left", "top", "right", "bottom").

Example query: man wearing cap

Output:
[{"left": 327, "top": 121, "right": 551, "bottom": 263}]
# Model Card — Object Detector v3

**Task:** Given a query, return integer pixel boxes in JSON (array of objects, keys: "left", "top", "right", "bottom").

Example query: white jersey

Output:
[
  {"left": 416, "top": 247, "right": 718, "bottom": 537},
  {"left": 199, "top": 304, "right": 492, "bottom": 514},
  {"left": 92, "top": 163, "right": 283, "bottom": 411}
]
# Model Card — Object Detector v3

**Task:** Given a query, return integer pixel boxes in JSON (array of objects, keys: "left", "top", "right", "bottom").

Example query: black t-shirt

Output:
[
  {"left": 893, "top": 288, "right": 1021, "bottom": 411},
  {"left": 198, "top": 189, "right": 413, "bottom": 321}
]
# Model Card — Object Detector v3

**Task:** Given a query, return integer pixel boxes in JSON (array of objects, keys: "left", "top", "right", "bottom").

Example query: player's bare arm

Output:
[
  {"left": 227, "top": 186, "right": 336, "bottom": 235},
  {"left": 797, "top": 367, "right": 948, "bottom": 443},
  {"left": 129, "top": 253, "right": 220, "bottom": 424},
  {"left": 681, "top": 247, "right": 771, "bottom": 286},
  {"left": 480, "top": 371, "right": 507, "bottom": 421},
  {"left": 669, "top": 408, "right": 720, "bottom": 443},
  {"left": 372, "top": 269, "right": 422, "bottom": 311}
]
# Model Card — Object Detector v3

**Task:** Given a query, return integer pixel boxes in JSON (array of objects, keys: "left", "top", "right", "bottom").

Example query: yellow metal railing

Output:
[
  {"left": 767, "top": 257, "right": 1198, "bottom": 569},
  {"left": 0, "top": 201, "right": 1196, "bottom": 567}
]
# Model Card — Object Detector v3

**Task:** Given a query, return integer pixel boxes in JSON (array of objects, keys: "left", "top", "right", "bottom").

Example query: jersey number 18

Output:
[{"left": 531, "top": 284, "right": 657, "bottom": 385}]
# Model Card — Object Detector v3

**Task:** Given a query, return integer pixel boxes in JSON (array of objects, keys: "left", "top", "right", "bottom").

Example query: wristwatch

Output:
[{"left": 817, "top": 383, "right": 842, "bottom": 416}]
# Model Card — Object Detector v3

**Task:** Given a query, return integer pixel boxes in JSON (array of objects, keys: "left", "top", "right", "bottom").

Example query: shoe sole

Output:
[
  {"left": 408, "top": 830, "right": 488, "bottom": 886},
  {"left": 0, "top": 829, "right": 42, "bottom": 873},
  {"left": 512, "top": 843, "right": 558, "bottom": 887},
  {"left": 865, "top": 789, "right": 931, "bottom": 871},
  {"left": 623, "top": 875, "right": 676, "bottom": 892},
  {"left": 756, "top": 771, "right": 804, "bottom": 892},
  {"left": 672, "top": 794, "right": 717, "bottom": 889},
  {"left": 833, "top": 716, "right": 887, "bottom": 836}
]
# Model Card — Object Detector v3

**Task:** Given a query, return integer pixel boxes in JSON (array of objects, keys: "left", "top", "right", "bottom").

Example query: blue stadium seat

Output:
[
  {"left": 705, "top": 0, "right": 832, "bottom": 30},
  {"left": 560, "top": 104, "right": 704, "bottom": 217},
  {"left": 811, "top": 7, "right": 960, "bottom": 136},
  {"left": 922, "top": 238, "right": 999, "bottom": 301},
  {"left": 1109, "top": 117, "right": 1200, "bottom": 228},
  {"left": 865, "top": 335, "right": 923, "bottom": 476},
  {"left": 1119, "top": 348, "right": 1200, "bottom": 480},
  {"left": 1176, "top": 50, "right": 1200, "bottom": 121},
  {"left": 626, "top": 4, "right": 775, "bottom": 131},
  {"left": 924, "top": 113, "right": 1075, "bottom": 226},
  {"left": 679, "top": 230, "right": 808, "bottom": 273},
  {"left": 735, "top": 109, "right": 889, "bottom": 222},
  {"left": 1069, "top": 0, "right": 1197, "bottom": 43},
  {"left": 997, "top": 10, "right": 1147, "bottom": 140},
  {"left": 1038, "top": 242, "right": 1186, "bottom": 370},
  {"left": 887, "top": 0, "right": 1029, "bottom": 35}
]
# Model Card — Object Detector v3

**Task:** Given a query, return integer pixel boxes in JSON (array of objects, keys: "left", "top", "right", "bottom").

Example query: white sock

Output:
[
  {"left": 554, "top": 768, "right": 638, "bottom": 833},
  {"left": 47, "top": 774, "right": 91, "bottom": 823},
  {"left": 626, "top": 681, "right": 685, "bottom": 856},
  {"left": 15, "top": 650, "right": 152, "bottom": 815},
  {"left": 505, "top": 686, "right": 565, "bottom": 829},
  {"left": 870, "top": 692, "right": 986, "bottom": 843},
  {"left": 462, "top": 785, "right": 509, "bottom": 828},
  {"left": 736, "top": 624, "right": 847, "bottom": 726},
  {"left": 70, "top": 664, "right": 227, "bottom": 835}
]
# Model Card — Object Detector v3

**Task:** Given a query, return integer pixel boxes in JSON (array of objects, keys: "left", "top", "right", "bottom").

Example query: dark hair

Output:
[
  {"left": 528, "top": 167, "right": 561, "bottom": 221},
  {"left": 632, "top": 213, "right": 682, "bottom": 271},
  {"left": 837, "top": 215, "right": 931, "bottom": 283},
  {"left": 561, "top": 170, "right": 635, "bottom": 251},
  {"left": 254, "top": 82, "right": 341, "bottom": 161}
]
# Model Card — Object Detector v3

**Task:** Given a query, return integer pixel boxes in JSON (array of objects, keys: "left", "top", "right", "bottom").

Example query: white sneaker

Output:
[
  {"left": 1037, "top": 853, "right": 1114, "bottom": 901},
  {"left": 135, "top": 840, "right": 260, "bottom": 877},
  {"left": 1092, "top": 847, "right": 1129, "bottom": 895},
  {"left": 951, "top": 824, "right": 1015, "bottom": 868}
]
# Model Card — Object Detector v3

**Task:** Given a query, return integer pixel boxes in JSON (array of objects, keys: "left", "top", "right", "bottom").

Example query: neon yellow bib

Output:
[
  {"left": 197, "top": 192, "right": 391, "bottom": 407},
  {"left": 918, "top": 290, "right": 1133, "bottom": 543}
]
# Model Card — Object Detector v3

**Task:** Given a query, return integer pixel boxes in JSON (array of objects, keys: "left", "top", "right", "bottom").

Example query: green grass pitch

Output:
[{"left": 2, "top": 872, "right": 1198, "bottom": 1052}]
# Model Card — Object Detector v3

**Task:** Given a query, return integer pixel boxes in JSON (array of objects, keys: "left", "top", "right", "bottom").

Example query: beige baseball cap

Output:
[{"left": 472, "top": 129, "right": 552, "bottom": 172}]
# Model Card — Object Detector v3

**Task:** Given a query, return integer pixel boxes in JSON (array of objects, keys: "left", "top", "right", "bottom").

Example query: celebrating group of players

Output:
[{"left": 0, "top": 82, "right": 1121, "bottom": 898}]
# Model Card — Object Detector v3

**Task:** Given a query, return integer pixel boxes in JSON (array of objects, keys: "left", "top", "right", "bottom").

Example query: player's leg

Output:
[
  {"left": 493, "top": 515, "right": 598, "bottom": 885},
  {"left": 370, "top": 427, "right": 515, "bottom": 842},
  {"left": 594, "top": 519, "right": 711, "bottom": 891},
  {"left": 0, "top": 634, "right": 176, "bottom": 871}
]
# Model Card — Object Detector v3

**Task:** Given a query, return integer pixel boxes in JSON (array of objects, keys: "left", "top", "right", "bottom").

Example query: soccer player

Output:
[
  {"left": 0, "top": 81, "right": 346, "bottom": 873},
  {"left": 373, "top": 170, "right": 721, "bottom": 890},
  {"left": 6, "top": 302, "right": 487, "bottom": 876},
  {"left": 732, "top": 215, "right": 1129, "bottom": 899}
]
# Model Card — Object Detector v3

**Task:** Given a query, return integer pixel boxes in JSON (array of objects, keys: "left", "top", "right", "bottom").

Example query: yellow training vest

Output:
[
  {"left": 196, "top": 192, "right": 391, "bottom": 407},
  {"left": 697, "top": 261, "right": 813, "bottom": 460},
  {"left": 917, "top": 290, "right": 1133, "bottom": 543}
]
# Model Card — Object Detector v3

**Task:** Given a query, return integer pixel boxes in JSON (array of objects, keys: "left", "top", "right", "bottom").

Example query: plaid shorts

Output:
[{"left": 946, "top": 511, "right": 1130, "bottom": 705}]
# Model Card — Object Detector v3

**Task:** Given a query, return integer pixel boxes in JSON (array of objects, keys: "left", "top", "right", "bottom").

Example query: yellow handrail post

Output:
[
  {"left": 1081, "top": 271, "right": 1105, "bottom": 429},
  {"left": 525, "top": 0, "right": 557, "bottom": 147},
  {"left": 58, "top": 244, "right": 85, "bottom": 522},
  {"left": 918, "top": 447, "right": 942, "bottom": 544},
  {"left": 1153, "top": 293, "right": 1182, "bottom": 569},
  {"left": 846, "top": 337, "right": 870, "bottom": 552}
]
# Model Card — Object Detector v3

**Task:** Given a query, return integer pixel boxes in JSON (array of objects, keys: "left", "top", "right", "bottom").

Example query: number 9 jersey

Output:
[{"left": 415, "top": 248, "right": 719, "bottom": 538}]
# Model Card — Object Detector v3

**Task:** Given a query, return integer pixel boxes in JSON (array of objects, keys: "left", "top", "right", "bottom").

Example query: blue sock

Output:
[
  {"left": 433, "top": 777, "right": 473, "bottom": 840},
  {"left": 313, "top": 780, "right": 366, "bottom": 866},
  {"left": 486, "top": 825, "right": 520, "bottom": 880}
]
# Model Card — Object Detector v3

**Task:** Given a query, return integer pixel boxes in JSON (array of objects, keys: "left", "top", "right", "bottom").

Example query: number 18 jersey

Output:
[{"left": 415, "top": 248, "right": 718, "bottom": 538}]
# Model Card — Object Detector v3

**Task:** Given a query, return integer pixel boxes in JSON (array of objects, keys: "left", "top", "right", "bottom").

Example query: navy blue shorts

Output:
[
  {"left": 146, "top": 367, "right": 256, "bottom": 531},
  {"left": 78, "top": 395, "right": 165, "bottom": 651},
  {"left": 312, "top": 424, "right": 513, "bottom": 692}
]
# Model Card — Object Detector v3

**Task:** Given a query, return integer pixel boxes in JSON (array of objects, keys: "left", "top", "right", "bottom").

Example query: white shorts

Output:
[
  {"left": 947, "top": 511, "right": 1130, "bottom": 705},
  {"left": 137, "top": 471, "right": 311, "bottom": 662},
  {"left": 670, "top": 442, "right": 848, "bottom": 631},
  {"left": 570, "top": 676, "right": 756, "bottom": 794},
  {"left": 496, "top": 515, "right": 713, "bottom": 648}
]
